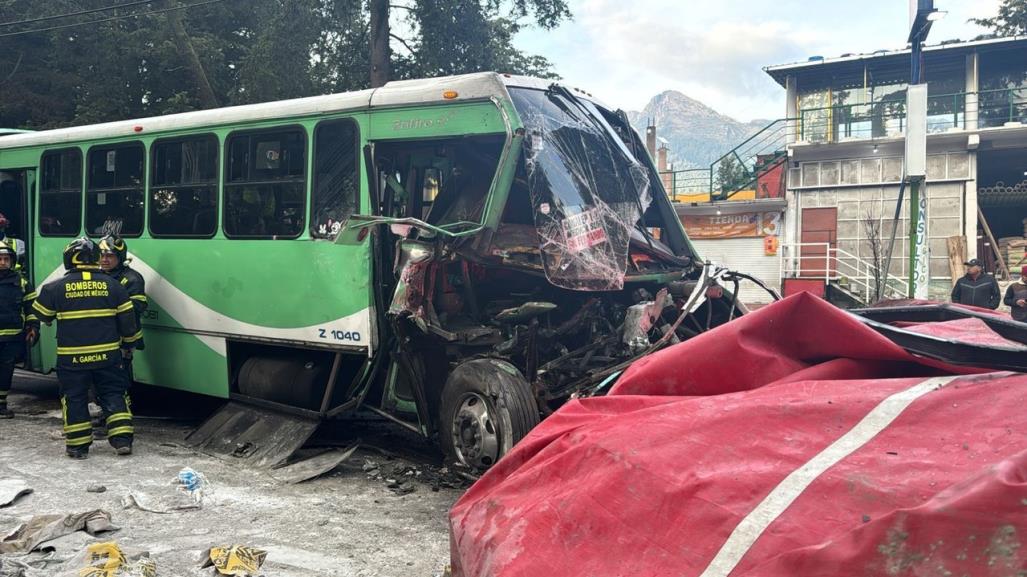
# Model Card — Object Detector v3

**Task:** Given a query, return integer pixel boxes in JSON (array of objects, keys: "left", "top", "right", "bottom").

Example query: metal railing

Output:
[
  {"left": 780, "top": 242, "right": 907, "bottom": 304},
  {"left": 662, "top": 117, "right": 797, "bottom": 202},
  {"left": 798, "top": 88, "right": 1027, "bottom": 144}
]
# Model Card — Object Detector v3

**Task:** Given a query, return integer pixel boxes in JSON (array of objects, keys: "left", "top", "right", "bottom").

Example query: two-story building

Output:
[{"left": 765, "top": 35, "right": 1027, "bottom": 300}]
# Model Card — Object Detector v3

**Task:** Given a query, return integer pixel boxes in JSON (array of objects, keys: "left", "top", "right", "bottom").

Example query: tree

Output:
[
  {"left": 369, "top": 0, "right": 570, "bottom": 86},
  {"left": 862, "top": 208, "right": 884, "bottom": 303},
  {"left": 713, "top": 156, "right": 750, "bottom": 198},
  {"left": 971, "top": 0, "right": 1027, "bottom": 36},
  {"left": 0, "top": 0, "right": 570, "bottom": 129}
]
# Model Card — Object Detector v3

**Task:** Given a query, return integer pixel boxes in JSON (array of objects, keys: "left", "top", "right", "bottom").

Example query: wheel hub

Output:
[{"left": 451, "top": 393, "right": 500, "bottom": 469}]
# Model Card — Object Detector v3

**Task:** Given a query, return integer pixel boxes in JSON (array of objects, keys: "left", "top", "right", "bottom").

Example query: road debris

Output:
[
  {"left": 201, "top": 545, "right": 267, "bottom": 576},
  {"left": 269, "top": 444, "right": 359, "bottom": 485},
  {"left": 0, "top": 510, "right": 117, "bottom": 554},
  {"left": 121, "top": 467, "right": 210, "bottom": 514},
  {"left": 0, "top": 480, "right": 32, "bottom": 508},
  {"left": 360, "top": 458, "right": 472, "bottom": 495},
  {"left": 61, "top": 541, "right": 155, "bottom": 577},
  {"left": 85, "top": 485, "right": 107, "bottom": 494}
]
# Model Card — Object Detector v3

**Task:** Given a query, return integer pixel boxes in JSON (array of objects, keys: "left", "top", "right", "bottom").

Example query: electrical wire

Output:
[
  {"left": 0, "top": 0, "right": 229, "bottom": 38},
  {"left": 0, "top": 0, "right": 154, "bottom": 29}
]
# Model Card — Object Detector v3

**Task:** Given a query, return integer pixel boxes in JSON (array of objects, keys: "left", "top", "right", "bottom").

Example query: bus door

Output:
[{"left": 0, "top": 168, "right": 39, "bottom": 370}]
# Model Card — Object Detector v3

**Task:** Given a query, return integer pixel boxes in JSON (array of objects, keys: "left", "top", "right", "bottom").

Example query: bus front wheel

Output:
[{"left": 439, "top": 359, "right": 539, "bottom": 471}]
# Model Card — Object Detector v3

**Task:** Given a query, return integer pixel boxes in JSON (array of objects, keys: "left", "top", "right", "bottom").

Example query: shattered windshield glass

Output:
[{"left": 510, "top": 87, "right": 652, "bottom": 291}]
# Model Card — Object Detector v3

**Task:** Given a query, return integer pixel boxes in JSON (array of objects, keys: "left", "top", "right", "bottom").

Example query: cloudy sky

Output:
[{"left": 515, "top": 0, "right": 1001, "bottom": 121}]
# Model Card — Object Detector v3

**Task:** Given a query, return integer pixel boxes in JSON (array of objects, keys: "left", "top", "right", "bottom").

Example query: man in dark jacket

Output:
[
  {"left": 1003, "top": 265, "right": 1027, "bottom": 323},
  {"left": 951, "top": 258, "right": 1000, "bottom": 309}
]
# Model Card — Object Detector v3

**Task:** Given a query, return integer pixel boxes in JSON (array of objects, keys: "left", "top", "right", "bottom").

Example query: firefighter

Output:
[
  {"left": 32, "top": 238, "right": 139, "bottom": 459},
  {"left": 0, "top": 213, "right": 27, "bottom": 270},
  {"left": 99, "top": 235, "right": 146, "bottom": 376},
  {"left": 0, "top": 241, "right": 38, "bottom": 418}
]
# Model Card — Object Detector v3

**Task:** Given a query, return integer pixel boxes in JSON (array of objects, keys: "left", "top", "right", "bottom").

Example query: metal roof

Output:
[
  {"left": 764, "top": 35, "right": 1027, "bottom": 87},
  {"left": 0, "top": 72, "right": 581, "bottom": 151}
]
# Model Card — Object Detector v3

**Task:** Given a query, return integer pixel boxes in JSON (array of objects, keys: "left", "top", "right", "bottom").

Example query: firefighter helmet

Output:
[
  {"left": 0, "top": 240, "right": 14, "bottom": 269},
  {"left": 99, "top": 234, "right": 128, "bottom": 265},
  {"left": 63, "top": 237, "right": 101, "bottom": 271}
]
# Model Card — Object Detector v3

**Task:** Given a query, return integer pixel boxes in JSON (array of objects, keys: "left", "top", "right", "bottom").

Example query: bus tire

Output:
[{"left": 439, "top": 359, "right": 539, "bottom": 471}]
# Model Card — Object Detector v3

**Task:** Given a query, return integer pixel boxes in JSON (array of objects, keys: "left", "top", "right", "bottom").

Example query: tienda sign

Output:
[{"left": 682, "top": 211, "right": 781, "bottom": 239}]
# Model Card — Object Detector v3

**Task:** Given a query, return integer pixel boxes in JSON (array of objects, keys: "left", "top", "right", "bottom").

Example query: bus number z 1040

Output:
[{"left": 318, "top": 329, "right": 362, "bottom": 342}]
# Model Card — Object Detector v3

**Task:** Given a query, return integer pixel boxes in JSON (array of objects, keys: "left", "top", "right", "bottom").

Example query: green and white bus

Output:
[{"left": 0, "top": 72, "right": 747, "bottom": 469}]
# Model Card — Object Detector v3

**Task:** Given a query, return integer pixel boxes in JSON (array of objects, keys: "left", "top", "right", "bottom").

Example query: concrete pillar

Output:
[
  {"left": 965, "top": 150, "right": 979, "bottom": 261},
  {"left": 963, "top": 53, "right": 979, "bottom": 260},
  {"left": 785, "top": 75, "right": 798, "bottom": 144},
  {"left": 965, "top": 53, "right": 978, "bottom": 130}
]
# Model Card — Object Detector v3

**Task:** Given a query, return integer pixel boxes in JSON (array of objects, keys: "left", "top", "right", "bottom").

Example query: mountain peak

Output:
[{"left": 629, "top": 91, "right": 764, "bottom": 169}]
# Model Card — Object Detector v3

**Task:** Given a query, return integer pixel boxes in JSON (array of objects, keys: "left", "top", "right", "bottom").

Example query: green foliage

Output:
[
  {"left": 714, "top": 155, "right": 750, "bottom": 195},
  {"left": 971, "top": 0, "right": 1027, "bottom": 36},
  {"left": 0, "top": 0, "right": 569, "bottom": 129}
]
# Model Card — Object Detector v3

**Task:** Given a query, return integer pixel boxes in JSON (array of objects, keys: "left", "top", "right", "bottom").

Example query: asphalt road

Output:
[{"left": 0, "top": 371, "right": 460, "bottom": 577}]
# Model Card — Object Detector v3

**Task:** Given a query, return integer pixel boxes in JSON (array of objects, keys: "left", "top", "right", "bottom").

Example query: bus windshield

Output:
[{"left": 509, "top": 87, "right": 653, "bottom": 291}]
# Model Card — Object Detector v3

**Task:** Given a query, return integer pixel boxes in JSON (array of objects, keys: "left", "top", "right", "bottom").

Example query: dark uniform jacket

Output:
[
  {"left": 1003, "top": 282, "right": 1027, "bottom": 322},
  {"left": 107, "top": 265, "right": 146, "bottom": 349},
  {"left": 950, "top": 273, "right": 1000, "bottom": 310},
  {"left": 32, "top": 269, "right": 139, "bottom": 370},
  {"left": 0, "top": 270, "right": 38, "bottom": 342}
]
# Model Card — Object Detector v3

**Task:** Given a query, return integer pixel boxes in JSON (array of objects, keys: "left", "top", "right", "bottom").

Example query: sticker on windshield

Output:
[{"left": 563, "top": 209, "right": 608, "bottom": 254}]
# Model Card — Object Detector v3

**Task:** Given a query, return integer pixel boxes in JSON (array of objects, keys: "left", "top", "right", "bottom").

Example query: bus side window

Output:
[
  {"left": 150, "top": 135, "right": 219, "bottom": 238},
  {"left": 39, "top": 149, "right": 83, "bottom": 237},
  {"left": 86, "top": 142, "right": 145, "bottom": 237},
  {"left": 224, "top": 128, "right": 306, "bottom": 239},
  {"left": 311, "top": 119, "right": 359, "bottom": 240}
]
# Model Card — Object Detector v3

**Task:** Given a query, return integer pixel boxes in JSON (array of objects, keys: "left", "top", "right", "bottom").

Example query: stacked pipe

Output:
[{"left": 979, "top": 179, "right": 1027, "bottom": 196}]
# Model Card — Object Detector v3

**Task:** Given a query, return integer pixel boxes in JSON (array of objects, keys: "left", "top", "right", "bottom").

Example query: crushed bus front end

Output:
[{"left": 353, "top": 77, "right": 778, "bottom": 469}]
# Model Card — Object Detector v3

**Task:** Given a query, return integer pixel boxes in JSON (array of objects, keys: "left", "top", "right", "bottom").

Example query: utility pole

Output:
[{"left": 880, "top": 0, "right": 944, "bottom": 299}]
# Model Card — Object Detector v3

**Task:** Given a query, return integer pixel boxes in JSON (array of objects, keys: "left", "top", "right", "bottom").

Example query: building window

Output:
[
  {"left": 86, "top": 143, "right": 145, "bottom": 237},
  {"left": 150, "top": 135, "right": 219, "bottom": 238},
  {"left": 39, "top": 149, "right": 82, "bottom": 237},
  {"left": 311, "top": 119, "right": 359, "bottom": 240},
  {"left": 224, "top": 128, "right": 306, "bottom": 239},
  {"left": 978, "top": 47, "right": 1027, "bottom": 128}
]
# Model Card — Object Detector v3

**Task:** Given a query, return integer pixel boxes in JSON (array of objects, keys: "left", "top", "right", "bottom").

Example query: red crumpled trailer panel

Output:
[{"left": 449, "top": 293, "right": 1027, "bottom": 577}]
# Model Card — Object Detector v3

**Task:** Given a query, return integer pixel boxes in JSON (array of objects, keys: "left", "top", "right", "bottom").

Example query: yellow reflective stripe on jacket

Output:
[
  {"left": 130, "top": 295, "right": 148, "bottom": 302},
  {"left": 65, "top": 436, "right": 93, "bottom": 446},
  {"left": 122, "top": 331, "right": 143, "bottom": 343},
  {"left": 0, "top": 328, "right": 21, "bottom": 336},
  {"left": 22, "top": 291, "right": 37, "bottom": 302},
  {"left": 107, "top": 426, "right": 134, "bottom": 437},
  {"left": 55, "top": 308, "right": 117, "bottom": 320},
  {"left": 116, "top": 302, "right": 134, "bottom": 313},
  {"left": 25, "top": 314, "right": 38, "bottom": 322},
  {"left": 32, "top": 301, "right": 56, "bottom": 317},
  {"left": 56, "top": 342, "right": 121, "bottom": 355}
]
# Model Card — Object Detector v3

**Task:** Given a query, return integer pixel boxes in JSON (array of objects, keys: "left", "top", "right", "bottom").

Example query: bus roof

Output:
[{"left": 0, "top": 72, "right": 589, "bottom": 150}]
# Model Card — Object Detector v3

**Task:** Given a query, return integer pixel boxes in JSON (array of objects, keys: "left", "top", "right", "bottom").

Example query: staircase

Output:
[
  {"left": 780, "top": 243, "right": 908, "bottom": 306},
  {"left": 709, "top": 118, "right": 797, "bottom": 200}
]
